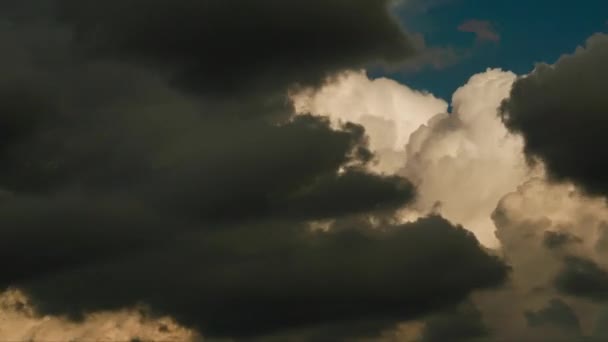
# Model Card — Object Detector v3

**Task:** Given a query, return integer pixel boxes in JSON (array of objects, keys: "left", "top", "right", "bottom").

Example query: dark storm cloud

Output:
[
  {"left": 55, "top": 0, "right": 416, "bottom": 99},
  {"left": 20, "top": 216, "right": 507, "bottom": 338},
  {"left": 0, "top": 193, "right": 173, "bottom": 285},
  {"left": 525, "top": 298, "right": 582, "bottom": 335},
  {"left": 555, "top": 256, "right": 608, "bottom": 301},
  {"left": 0, "top": 24, "right": 412, "bottom": 219},
  {"left": 0, "top": 1, "right": 508, "bottom": 338},
  {"left": 544, "top": 231, "right": 583, "bottom": 250},
  {"left": 500, "top": 33, "right": 608, "bottom": 196},
  {"left": 420, "top": 301, "right": 489, "bottom": 342},
  {"left": 281, "top": 168, "right": 415, "bottom": 219},
  {"left": 595, "top": 223, "right": 608, "bottom": 254},
  {"left": 592, "top": 307, "right": 608, "bottom": 339}
]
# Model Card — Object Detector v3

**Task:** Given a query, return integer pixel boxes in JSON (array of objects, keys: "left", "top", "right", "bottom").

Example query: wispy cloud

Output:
[
  {"left": 458, "top": 19, "right": 500, "bottom": 43},
  {"left": 398, "top": 32, "right": 470, "bottom": 72}
]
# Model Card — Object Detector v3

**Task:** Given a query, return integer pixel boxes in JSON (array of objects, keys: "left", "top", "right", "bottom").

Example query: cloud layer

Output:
[
  {"left": 294, "top": 68, "right": 530, "bottom": 246},
  {"left": 2, "top": 1, "right": 608, "bottom": 340},
  {"left": 501, "top": 33, "right": 608, "bottom": 196},
  {"left": 0, "top": 1, "right": 510, "bottom": 339},
  {"left": 0, "top": 290, "right": 197, "bottom": 342},
  {"left": 292, "top": 50, "right": 608, "bottom": 340}
]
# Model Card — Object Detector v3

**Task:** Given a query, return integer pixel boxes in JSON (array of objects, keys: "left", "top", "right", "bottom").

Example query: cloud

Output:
[
  {"left": 293, "top": 58, "right": 608, "bottom": 340},
  {"left": 292, "top": 32, "right": 608, "bottom": 341},
  {"left": 484, "top": 178, "right": 608, "bottom": 340},
  {"left": 55, "top": 0, "right": 417, "bottom": 100},
  {"left": 501, "top": 33, "right": 608, "bottom": 197},
  {"left": 18, "top": 216, "right": 507, "bottom": 338},
  {"left": 493, "top": 178, "right": 608, "bottom": 294},
  {"left": 420, "top": 301, "right": 488, "bottom": 342},
  {"left": 525, "top": 298, "right": 582, "bottom": 336},
  {"left": 0, "top": 289, "right": 197, "bottom": 342},
  {"left": 544, "top": 231, "right": 583, "bottom": 250},
  {"left": 292, "top": 70, "right": 448, "bottom": 173},
  {"left": 401, "top": 69, "right": 529, "bottom": 246},
  {"left": 458, "top": 20, "right": 501, "bottom": 43},
  {"left": 399, "top": 33, "right": 466, "bottom": 72},
  {"left": 0, "top": 1, "right": 511, "bottom": 339},
  {"left": 555, "top": 257, "right": 608, "bottom": 301},
  {"left": 294, "top": 68, "right": 530, "bottom": 246},
  {"left": 5, "top": 1, "right": 607, "bottom": 338},
  {"left": 593, "top": 306, "right": 608, "bottom": 339}
]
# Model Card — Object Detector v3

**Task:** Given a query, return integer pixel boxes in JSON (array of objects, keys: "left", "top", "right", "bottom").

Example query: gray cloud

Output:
[
  {"left": 544, "top": 231, "right": 583, "bottom": 250},
  {"left": 500, "top": 33, "right": 608, "bottom": 197},
  {"left": 555, "top": 257, "right": 608, "bottom": 301},
  {"left": 20, "top": 216, "right": 507, "bottom": 338},
  {"left": 420, "top": 301, "right": 489, "bottom": 342},
  {"left": 55, "top": 0, "right": 417, "bottom": 102},
  {"left": 526, "top": 298, "right": 582, "bottom": 335},
  {"left": 458, "top": 20, "right": 500, "bottom": 43},
  {"left": 0, "top": 1, "right": 510, "bottom": 339}
]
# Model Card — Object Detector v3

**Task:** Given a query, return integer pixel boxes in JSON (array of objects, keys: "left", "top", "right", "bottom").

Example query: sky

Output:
[
  {"left": 381, "top": 0, "right": 608, "bottom": 100},
  {"left": 1, "top": 1, "right": 608, "bottom": 341}
]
